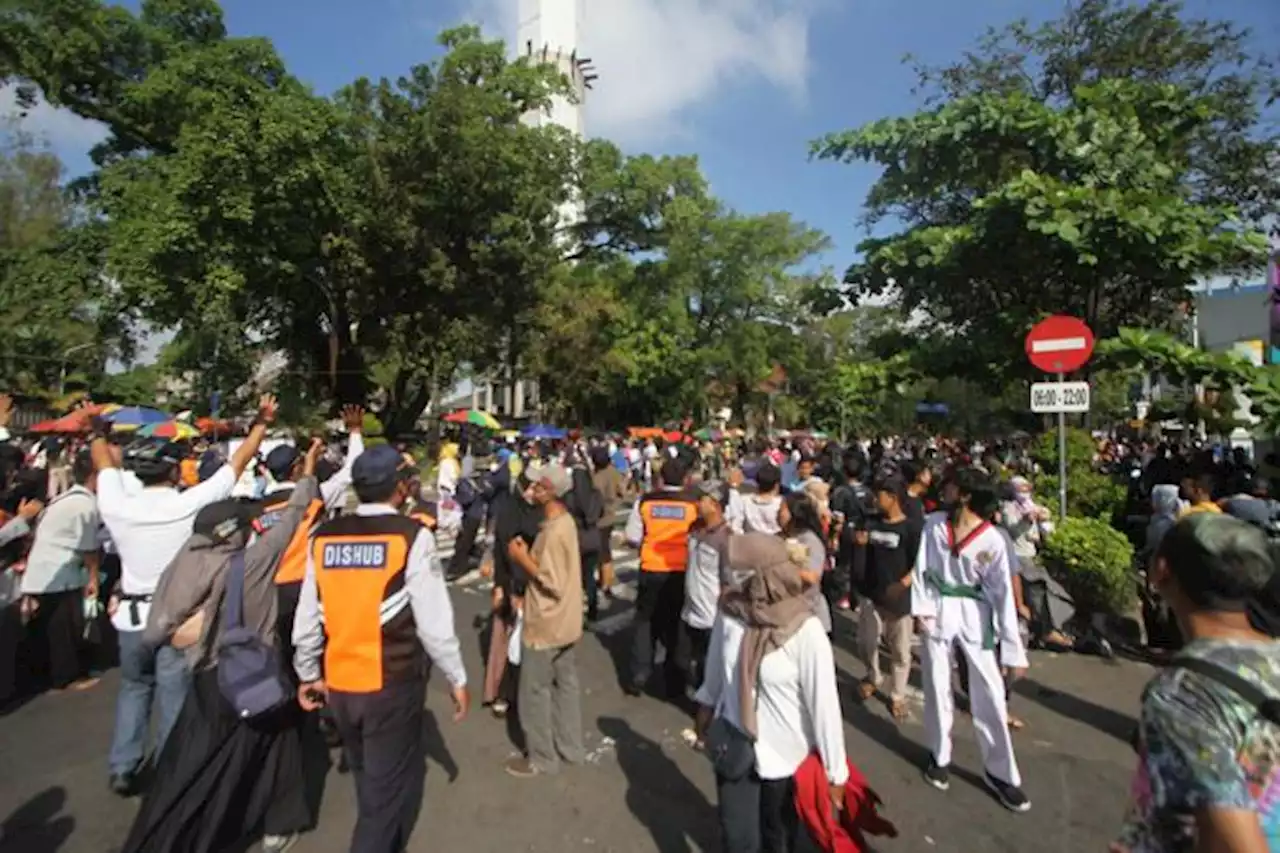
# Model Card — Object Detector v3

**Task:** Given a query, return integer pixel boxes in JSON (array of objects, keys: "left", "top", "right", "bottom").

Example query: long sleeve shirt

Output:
[
  {"left": 696, "top": 614, "right": 849, "bottom": 786},
  {"left": 910, "top": 514, "right": 1028, "bottom": 669},
  {"left": 292, "top": 503, "right": 467, "bottom": 689}
]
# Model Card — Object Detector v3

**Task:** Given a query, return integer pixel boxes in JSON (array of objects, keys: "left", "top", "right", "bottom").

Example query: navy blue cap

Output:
[
  {"left": 352, "top": 444, "right": 413, "bottom": 492},
  {"left": 197, "top": 449, "right": 224, "bottom": 483},
  {"left": 265, "top": 445, "right": 301, "bottom": 479}
]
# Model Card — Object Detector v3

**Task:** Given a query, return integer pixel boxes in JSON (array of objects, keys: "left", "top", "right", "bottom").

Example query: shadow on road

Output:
[
  {"left": 0, "top": 787, "right": 75, "bottom": 853},
  {"left": 1013, "top": 677, "right": 1137, "bottom": 744},
  {"left": 597, "top": 716, "right": 717, "bottom": 853},
  {"left": 422, "top": 707, "right": 460, "bottom": 783}
]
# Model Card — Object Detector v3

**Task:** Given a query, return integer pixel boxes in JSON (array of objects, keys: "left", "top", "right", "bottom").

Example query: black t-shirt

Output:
[
  {"left": 866, "top": 517, "right": 922, "bottom": 616},
  {"left": 904, "top": 494, "right": 925, "bottom": 531}
]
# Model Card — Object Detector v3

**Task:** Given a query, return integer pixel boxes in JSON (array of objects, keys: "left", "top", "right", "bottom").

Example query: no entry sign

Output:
[{"left": 1025, "top": 315, "right": 1095, "bottom": 374}]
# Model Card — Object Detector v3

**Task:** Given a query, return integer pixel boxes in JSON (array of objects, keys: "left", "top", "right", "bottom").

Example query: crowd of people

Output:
[{"left": 0, "top": 395, "right": 1277, "bottom": 853}]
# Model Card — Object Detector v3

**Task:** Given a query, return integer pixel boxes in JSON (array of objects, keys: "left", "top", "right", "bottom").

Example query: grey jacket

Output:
[{"left": 144, "top": 477, "right": 319, "bottom": 671}]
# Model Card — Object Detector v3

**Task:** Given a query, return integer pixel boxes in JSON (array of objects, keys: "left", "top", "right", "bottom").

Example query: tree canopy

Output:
[{"left": 813, "top": 0, "right": 1275, "bottom": 387}]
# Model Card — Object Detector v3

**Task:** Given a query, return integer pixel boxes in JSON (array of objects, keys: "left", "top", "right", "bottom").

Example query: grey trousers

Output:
[{"left": 519, "top": 643, "right": 585, "bottom": 773}]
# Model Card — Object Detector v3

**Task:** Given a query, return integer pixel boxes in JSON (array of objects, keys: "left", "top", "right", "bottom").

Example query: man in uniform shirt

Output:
[
  {"left": 92, "top": 395, "right": 279, "bottom": 797},
  {"left": 293, "top": 444, "right": 469, "bottom": 853},
  {"left": 624, "top": 456, "right": 699, "bottom": 699},
  {"left": 256, "top": 405, "right": 366, "bottom": 664}
]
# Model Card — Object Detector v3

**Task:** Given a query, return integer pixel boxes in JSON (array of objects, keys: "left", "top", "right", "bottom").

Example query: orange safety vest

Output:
[
  {"left": 311, "top": 513, "right": 425, "bottom": 694},
  {"left": 637, "top": 489, "right": 699, "bottom": 573},
  {"left": 255, "top": 488, "right": 325, "bottom": 586}
]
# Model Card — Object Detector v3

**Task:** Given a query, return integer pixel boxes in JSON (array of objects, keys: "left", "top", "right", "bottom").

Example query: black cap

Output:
[
  {"left": 197, "top": 449, "right": 224, "bottom": 483},
  {"left": 265, "top": 445, "right": 301, "bottom": 480},
  {"left": 193, "top": 498, "right": 259, "bottom": 543},
  {"left": 352, "top": 444, "right": 416, "bottom": 492}
]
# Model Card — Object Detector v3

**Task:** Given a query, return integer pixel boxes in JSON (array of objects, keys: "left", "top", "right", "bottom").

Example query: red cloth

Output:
[{"left": 793, "top": 752, "right": 898, "bottom": 853}]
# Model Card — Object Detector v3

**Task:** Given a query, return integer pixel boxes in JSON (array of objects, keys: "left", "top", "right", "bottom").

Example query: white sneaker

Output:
[{"left": 263, "top": 834, "right": 299, "bottom": 853}]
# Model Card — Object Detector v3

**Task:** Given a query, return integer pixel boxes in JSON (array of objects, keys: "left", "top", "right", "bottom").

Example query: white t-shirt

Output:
[
  {"left": 697, "top": 615, "right": 849, "bottom": 784},
  {"left": 20, "top": 486, "right": 99, "bottom": 595},
  {"left": 98, "top": 465, "right": 237, "bottom": 631}
]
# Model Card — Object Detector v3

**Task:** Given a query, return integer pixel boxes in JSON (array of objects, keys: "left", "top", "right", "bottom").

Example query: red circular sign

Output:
[{"left": 1025, "top": 315, "right": 1095, "bottom": 373}]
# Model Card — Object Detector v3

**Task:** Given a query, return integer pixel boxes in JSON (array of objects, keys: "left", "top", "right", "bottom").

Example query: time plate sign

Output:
[{"left": 1030, "top": 381, "right": 1090, "bottom": 413}]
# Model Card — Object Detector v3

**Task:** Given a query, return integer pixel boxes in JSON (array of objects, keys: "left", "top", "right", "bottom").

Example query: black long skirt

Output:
[{"left": 121, "top": 667, "right": 311, "bottom": 853}]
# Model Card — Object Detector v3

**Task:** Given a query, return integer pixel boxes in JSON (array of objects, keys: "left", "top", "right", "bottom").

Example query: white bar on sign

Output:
[{"left": 1030, "top": 336, "right": 1087, "bottom": 354}]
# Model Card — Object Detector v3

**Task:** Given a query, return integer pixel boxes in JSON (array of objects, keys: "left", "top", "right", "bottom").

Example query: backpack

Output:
[
  {"left": 217, "top": 552, "right": 291, "bottom": 719},
  {"left": 568, "top": 469, "right": 605, "bottom": 555}
]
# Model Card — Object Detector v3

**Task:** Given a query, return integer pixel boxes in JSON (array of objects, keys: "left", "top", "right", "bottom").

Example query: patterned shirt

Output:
[{"left": 1117, "top": 638, "right": 1280, "bottom": 852}]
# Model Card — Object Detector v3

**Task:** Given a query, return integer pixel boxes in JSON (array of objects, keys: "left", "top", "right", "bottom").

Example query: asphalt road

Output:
[{"left": 0, "top": 517, "right": 1150, "bottom": 853}]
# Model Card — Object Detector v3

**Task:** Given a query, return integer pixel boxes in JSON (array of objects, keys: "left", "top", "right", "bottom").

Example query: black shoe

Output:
[
  {"left": 984, "top": 772, "right": 1031, "bottom": 812},
  {"left": 923, "top": 759, "right": 950, "bottom": 791},
  {"left": 108, "top": 773, "right": 134, "bottom": 797}
]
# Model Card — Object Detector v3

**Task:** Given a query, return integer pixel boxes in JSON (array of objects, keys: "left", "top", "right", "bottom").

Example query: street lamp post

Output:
[{"left": 59, "top": 343, "right": 95, "bottom": 397}]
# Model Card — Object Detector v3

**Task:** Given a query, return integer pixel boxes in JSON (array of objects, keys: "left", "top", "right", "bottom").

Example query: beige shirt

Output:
[{"left": 523, "top": 510, "right": 583, "bottom": 651}]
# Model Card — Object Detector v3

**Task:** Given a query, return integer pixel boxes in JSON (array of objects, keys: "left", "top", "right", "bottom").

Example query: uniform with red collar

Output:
[{"left": 910, "top": 512, "right": 1027, "bottom": 798}]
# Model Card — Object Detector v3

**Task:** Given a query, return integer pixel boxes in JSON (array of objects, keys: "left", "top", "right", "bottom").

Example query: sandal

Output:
[
  {"left": 1007, "top": 715, "right": 1026, "bottom": 731},
  {"left": 890, "top": 699, "right": 909, "bottom": 722},
  {"left": 858, "top": 680, "right": 877, "bottom": 701}
]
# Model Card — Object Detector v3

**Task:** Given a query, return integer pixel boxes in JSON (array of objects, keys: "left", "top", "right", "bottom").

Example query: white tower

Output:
[{"left": 517, "top": 0, "right": 595, "bottom": 140}]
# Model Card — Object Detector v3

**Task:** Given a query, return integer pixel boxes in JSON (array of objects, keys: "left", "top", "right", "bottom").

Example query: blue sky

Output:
[{"left": 2, "top": 0, "right": 1277, "bottom": 277}]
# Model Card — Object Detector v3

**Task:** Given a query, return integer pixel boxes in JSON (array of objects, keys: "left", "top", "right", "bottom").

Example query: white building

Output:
[{"left": 456, "top": 0, "right": 595, "bottom": 421}]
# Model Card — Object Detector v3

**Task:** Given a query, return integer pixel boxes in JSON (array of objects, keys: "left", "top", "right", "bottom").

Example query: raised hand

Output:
[
  {"left": 342, "top": 404, "right": 365, "bottom": 432},
  {"left": 257, "top": 394, "right": 278, "bottom": 425},
  {"left": 303, "top": 437, "right": 325, "bottom": 475}
]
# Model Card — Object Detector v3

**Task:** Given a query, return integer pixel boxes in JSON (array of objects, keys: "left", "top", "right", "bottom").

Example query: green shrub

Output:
[
  {"left": 1036, "top": 470, "right": 1126, "bottom": 521},
  {"left": 1040, "top": 516, "right": 1135, "bottom": 616},
  {"left": 1033, "top": 426, "right": 1124, "bottom": 520}
]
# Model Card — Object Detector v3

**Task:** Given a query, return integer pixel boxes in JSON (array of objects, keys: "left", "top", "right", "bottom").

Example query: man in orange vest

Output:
[
  {"left": 623, "top": 456, "right": 700, "bottom": 699},
  {"left": 293, "top": 444, "right": 468, "bottom": 853},
  {"left": 257, "top": 405, "right": 366, "bottom": 665}
]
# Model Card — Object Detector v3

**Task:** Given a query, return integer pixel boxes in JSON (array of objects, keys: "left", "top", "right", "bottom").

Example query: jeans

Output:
[
  {"left": 717, "top": 772, "right": 820, "bottom": 853},
  {"left": 108, "top": 630, "right": 190, "bottom": 777},
  {"left": 519, "top": 644, "right": 585, "bottom": 773}
]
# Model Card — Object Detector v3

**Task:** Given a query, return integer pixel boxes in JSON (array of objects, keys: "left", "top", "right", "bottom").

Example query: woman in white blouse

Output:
[{"left": 695, "top": 533, "right": 848, "bottom": 853}]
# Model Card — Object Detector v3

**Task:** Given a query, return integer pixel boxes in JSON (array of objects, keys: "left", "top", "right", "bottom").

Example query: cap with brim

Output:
[
  {"left": 352, "top": 444, "right": 411, "bottom": 492},
  {"left": 193, "top": 498, "right": 259, "bottom": 543},
  {"left": 265, "top": 445, "right": 301, "bottom": 480}
]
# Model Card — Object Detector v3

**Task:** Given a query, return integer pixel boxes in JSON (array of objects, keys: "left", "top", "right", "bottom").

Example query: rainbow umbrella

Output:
[
  {"left": 136, "top": 421, "right": 201, "bottom": 440},
  {"left": 106, "top": 406, "right": 168, "bottom": 431},
  {"left": 442, "top": 409, "right": 503, "bottom": 430}
]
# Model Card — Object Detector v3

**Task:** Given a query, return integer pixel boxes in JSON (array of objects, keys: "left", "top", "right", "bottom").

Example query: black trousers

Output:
[
  {"left": 448, "top": 514, "right": 483, "bottom": 579},
  {"left": 716, "top": 772, "right": 820, "bottom": 853},
  {"left": 329, "top": 679, "right": 426, "bottom": 853},
  {"left": 629, "top": 570, "right": 688, "bottom": 695},
  {"left": 680, "top": 624, "right": 711, "bottom": 692},
  {"left": 581, "top": 551, "right": 600, "bottom": 621},
  {"left": 27, "top": 590, "right": 86, "bottom": 689}
]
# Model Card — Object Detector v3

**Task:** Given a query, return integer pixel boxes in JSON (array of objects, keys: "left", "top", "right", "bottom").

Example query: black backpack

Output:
[
  {"left": 568, "top": 469, "right": 604, "bottom": 555},
  {"left": 217, "top": 552, "right": 291, "bottom": 719}
]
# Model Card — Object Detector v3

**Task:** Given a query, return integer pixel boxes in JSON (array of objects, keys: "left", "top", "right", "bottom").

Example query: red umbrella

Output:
[{"left": 29, "top": 412, "right": 91, "bottom": 434}]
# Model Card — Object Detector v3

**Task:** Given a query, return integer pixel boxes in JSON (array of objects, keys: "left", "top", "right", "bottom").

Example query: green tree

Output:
[
  {"left": 3, "top": 1, "right": 580, "bottom": 432},
  {"left": 0, "top": 129, "right": 117, "bottom": 394},
  {"left": 812, "top": 0, "right": 1274, "bottom": 388}
]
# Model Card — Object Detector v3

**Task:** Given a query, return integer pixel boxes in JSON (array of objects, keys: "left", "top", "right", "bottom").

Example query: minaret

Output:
[{"left": 517, "top": 0, "right": 596, "bottom": 141}]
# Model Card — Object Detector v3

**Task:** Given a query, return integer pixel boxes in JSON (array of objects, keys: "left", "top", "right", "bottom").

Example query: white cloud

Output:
[
  {"left": 466, "top": 0, "right": 818, "bottom": 144},
  {"left": 0, "top": 84, "right": 110, "bottom": 156}
]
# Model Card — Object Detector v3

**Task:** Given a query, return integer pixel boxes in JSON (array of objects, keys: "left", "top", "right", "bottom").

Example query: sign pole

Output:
[{"left": 1057, "top": 371, "right": 1068, "bottom": 519}]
